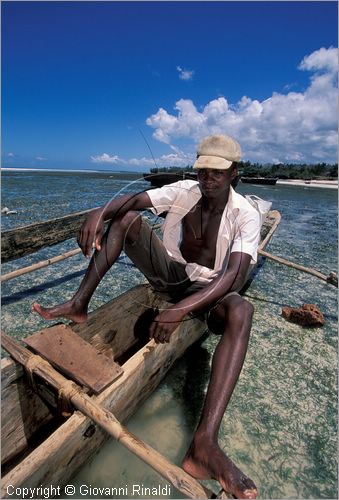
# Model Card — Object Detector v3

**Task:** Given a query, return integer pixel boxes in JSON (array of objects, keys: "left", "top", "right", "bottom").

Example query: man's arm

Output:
[
  {"left": 78, "top": 192, "right": 152, "bottom": 257},
  {"left": 149, "top": 251, "right": 252, "bottom": 343}
]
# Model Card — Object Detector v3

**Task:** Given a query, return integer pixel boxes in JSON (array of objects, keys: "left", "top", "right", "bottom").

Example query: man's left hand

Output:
[{"left": 149, "top": 307, "right": 186, "bottom": 344}]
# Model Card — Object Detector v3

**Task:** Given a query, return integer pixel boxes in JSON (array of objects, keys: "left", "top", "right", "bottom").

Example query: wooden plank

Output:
[
  {"left": 24, "top": 325, "right": 123, "bottom": 393},
  {"left": 1, "top": 209, "right": 93, "bottom": 262}
]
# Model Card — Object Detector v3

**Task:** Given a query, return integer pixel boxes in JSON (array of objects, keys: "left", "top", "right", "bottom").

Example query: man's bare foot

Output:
[
  {"left": 31, "top": 300, "right": 88, "bottom": 324},
  {"left": 182, "top": 440, "right": 257, "bottom": 499}
]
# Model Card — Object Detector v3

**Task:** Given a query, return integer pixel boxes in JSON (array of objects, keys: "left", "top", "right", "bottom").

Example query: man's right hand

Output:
[
  {"left": 77, "top": 208, "right": 105, "bottom": 258},
  {"left": 76, "top": 192, "right": 152, "bottom": 258}
]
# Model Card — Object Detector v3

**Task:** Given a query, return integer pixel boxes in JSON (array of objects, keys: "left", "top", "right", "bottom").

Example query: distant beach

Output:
[{"left": 277, "top": 179, "right": 338, "bottom": 189}]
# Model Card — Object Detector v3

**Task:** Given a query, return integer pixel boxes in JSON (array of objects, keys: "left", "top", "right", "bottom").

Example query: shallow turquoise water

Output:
[{"left": 1, "top": 171, "right": 337, "bottom": 499}]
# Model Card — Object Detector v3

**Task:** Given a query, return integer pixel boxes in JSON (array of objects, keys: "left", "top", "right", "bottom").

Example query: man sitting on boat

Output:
[{"left": 33, "top": 134, "right": 260, "bottom": 499}]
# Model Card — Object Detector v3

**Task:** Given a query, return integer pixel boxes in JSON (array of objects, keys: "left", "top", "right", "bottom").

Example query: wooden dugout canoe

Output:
[{"left": 1, "top": 209, "right": 281, "bottom": 498}]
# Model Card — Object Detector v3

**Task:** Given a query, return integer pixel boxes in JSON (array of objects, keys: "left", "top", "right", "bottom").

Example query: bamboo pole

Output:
[
  {"left": 1, "top": 333, "right": 214, "bottom": 499},
  {"left": 1, "top": 248, "right": 82, "bottom": 282},
  {"left": 258, "top": 249, "right": 338, "bottom": 287}
]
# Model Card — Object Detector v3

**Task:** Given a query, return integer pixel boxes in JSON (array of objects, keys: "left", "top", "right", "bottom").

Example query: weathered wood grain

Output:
[
  {"left": 24, "top": 325, "right": 123, "bottom": 393},
  {"left": 1, "top": 209, "right": 93, "bottom": 262}
]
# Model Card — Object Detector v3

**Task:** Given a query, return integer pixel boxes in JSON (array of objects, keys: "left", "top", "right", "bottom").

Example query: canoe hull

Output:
[
  {"left": 1, "top": 287, "right": 206, "bottom": 497},
  {"left": 1, "top": 211, "right": 281, "bottom": 497}
]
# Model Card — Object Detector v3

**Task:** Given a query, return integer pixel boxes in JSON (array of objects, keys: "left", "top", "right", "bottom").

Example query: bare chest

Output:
[{"left": 179, "top": 203, "right": 223, "bottom": 268}]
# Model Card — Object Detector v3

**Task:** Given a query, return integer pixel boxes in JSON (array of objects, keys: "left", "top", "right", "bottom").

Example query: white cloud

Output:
[
  {"left": 91, "top": 151, "right": 194, "bottom": 169},
  {"left": 90, "top": 153, "right": 125, "bottom": 164},
  {"left": 298, "top": 46, "right": 337, "bottom": 74},
  {"left": 8, "top": 152, "right": 15, "bottom": 157},
  {"left": 36, "top": 156, "right": 47, "bottom": 161},
  {"left": 146, "top": 47, "right": 338, "bottom": 163},
  {"left": 128, "top": 152, "right": 194, "bottom": 168},
  {"left": 176, "top": 66, "right": 194, "bottom": 81}
]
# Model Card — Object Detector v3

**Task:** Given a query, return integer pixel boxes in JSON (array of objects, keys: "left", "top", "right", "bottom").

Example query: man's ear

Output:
[{"left": 231, "top": 165, "right": 238, "bottom": 179}]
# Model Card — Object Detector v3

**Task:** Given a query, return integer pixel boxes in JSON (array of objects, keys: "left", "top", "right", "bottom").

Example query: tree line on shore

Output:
[{"left": 150, "top": 162, "right": 338, "bottom": 180}]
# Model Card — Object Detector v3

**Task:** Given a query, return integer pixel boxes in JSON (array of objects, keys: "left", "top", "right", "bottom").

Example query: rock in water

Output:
[{"left": 282, "top": 304, "right": 325, "bottom": 327}]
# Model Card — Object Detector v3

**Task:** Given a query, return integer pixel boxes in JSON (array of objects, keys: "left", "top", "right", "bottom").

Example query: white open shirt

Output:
[{"left": 147, "top": 180, "right": 261, "bottom": 283}]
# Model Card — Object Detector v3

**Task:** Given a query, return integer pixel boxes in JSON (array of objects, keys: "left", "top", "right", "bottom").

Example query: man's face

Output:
[{"left": 197, "top": 167, "right": 236, "bottom": 198}]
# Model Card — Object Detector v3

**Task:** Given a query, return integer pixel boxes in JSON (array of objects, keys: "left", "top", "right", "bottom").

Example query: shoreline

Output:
[
  {"left": 2, "top": 168, "right": 338, "bottom": 189},
  {"left": 1, "top": 167, "right": 141, "bottom": 175},
  {"left": 276, "top": 179, "right": 338, "bottom": 189}
]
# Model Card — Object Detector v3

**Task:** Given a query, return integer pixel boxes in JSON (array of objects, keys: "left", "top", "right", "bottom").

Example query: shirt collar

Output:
[{"left": 227, "top": 186, "right": 242, "bottom": 211}]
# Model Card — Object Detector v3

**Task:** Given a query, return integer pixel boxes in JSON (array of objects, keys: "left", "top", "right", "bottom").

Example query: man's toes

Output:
[
  {"left": 236, "top": 477, "right": 257, "bottom": 499},
  {"left": 242, "top": 489, "right": 257, "bottom": 499},
  {"left": 219, "top": 471, "right": 257, "bottom": 499}
]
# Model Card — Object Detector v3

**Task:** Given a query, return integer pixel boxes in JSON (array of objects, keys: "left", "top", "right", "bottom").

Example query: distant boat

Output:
[
  {"left": 143, "top": 171, "right": 241, "bottom": 189},
  {"left": 241, "top": 177, "right": 278, "bottom": 186},
  {"left": 143, "top": 171, "right": 197, "bottom": 187},
  {"left": 1, "top": 207, "right": 18, "bottom": 215}
]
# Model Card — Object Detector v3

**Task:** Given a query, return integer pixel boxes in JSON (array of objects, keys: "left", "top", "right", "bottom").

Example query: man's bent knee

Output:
[
  {"left": 225, "top": 295, "right": 253, "bottom": 317},
  {"left": 118, "top": 211, "right": 142, "bottom": 243},
  {"left": 207, "top": 294, "right": 252, "bottom": 335},
  {"left": 209, "top": 295, "right": 254, "bottom": 335}
]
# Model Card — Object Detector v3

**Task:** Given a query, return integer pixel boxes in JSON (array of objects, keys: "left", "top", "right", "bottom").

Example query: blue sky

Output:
[{"left": 2, "top": 1, "right": 338, "bottom": 171}]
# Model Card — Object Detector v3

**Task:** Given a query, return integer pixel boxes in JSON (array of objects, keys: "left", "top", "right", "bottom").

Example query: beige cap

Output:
[{"left": 193, "top": 134, "right": 242, "bottom": 170}]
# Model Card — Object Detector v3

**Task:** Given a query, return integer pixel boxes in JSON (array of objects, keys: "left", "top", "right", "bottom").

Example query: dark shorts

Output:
[
  {"left": 123, "top": 219, "right": 241, "bottom": 306},
  {"left": 123, "top": 219, "right": 204, "bottom": 298}
]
